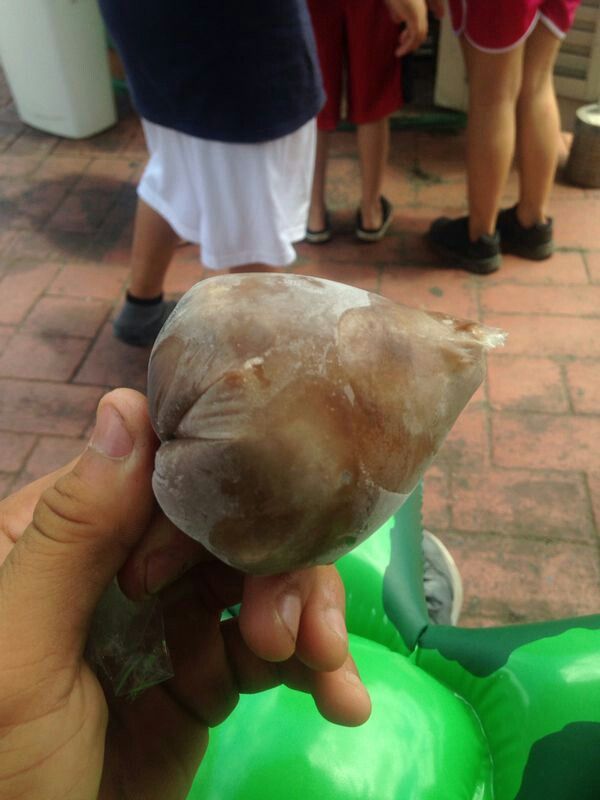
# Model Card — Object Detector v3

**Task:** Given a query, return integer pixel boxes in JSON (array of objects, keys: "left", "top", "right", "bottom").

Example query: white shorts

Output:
[{"left": 137, "top": 119, "right": 316, "bottom": 270}]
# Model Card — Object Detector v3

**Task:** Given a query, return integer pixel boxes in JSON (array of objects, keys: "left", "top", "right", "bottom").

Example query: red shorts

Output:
[
  {"left": 307, "top": 0, "right": 403, "bottom": 131},
  {"left": 448, "top": 0, "right": 581, "bottom": 51}
]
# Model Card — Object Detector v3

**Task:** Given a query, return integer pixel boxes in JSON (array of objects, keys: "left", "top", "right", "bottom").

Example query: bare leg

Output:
[
  {"left": 356, "top": 117, "right": 389, "bottom": 229},
  {"left": 515, "top": 23, "right": 562, "bottom": 226},
  {"left": 307, "top": 130, "right": 331, "bottom": 231},
  {"left": 128, "top": 198, "right": 179, "bottom": 298},
  {"left": 462, "top": 39, "right": 523, "bottom": 240}
]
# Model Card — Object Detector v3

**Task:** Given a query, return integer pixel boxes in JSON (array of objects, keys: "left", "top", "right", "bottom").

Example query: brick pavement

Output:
[{"left": 1, "top": 84, "right": 598, "bottom": 627}]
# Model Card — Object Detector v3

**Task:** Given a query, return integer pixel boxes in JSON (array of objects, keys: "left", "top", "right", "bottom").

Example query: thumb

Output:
[{"left": 0, "top": 389, "right": 158, "bottom": 668}]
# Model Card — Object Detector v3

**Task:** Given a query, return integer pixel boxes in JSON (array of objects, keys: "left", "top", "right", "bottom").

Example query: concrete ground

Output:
[{"left": 1, "top": 84, "right": 598, "bottom": 628}]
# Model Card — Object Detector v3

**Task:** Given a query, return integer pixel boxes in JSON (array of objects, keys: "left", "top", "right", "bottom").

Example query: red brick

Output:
[
  {"left": 296, "top": 227, "right": 403, "bottom": 266},
  {"left": 487, "top": 251, "right": 589, "bottom": 284},
  {"left": 51, "top": 124, "right": 135, "bottom": 158},
  {"left": 74, "top": 323, "right": 150, "bottom": 392},
  {"left": 415, "top": 131, "right": 467, "bottom": 181},
  {"left": 483, "top": 313, "right": 600, "bottom": 358},
  {"left": 1, "top": 176, "right": 72, "bottom": 228},
  {"left": 121, "top": 126, "right": 148, "bottom": 159},
  {"left": 6, "top": 128, "right": 57, "bottom": 156},
  {"left": 47, "top": 188, "right": 114, "bottom": 234},
  {"left": 0, "top": 333, "right": 89, "bottom": 381},
  {"left": 85, "top": 158, "right": 137, "bottom": 182},
  {"left": 587, "top": 472, "right": 600, "bottom": 534},
  {"left": 24, "top": 296, "right": 111, "bottom": 338},
  {"left": 552, "top": 197, "right": 600, "bottom": 249},
  {"left": 487, "top": 355, "right": 569, "bottom": 413},
  {"left": 436, "top": 405, "right": 490, "bottom": 469},
  {"left": 0, "top": 379, "right": 103, "bottom": 435},
  {"left": 0, "top": 431, "right": 36, "bottom": 472},
  {"left": 0, "top": 229, "right": 18, "bottom": 257},
  {"left": 444, "top": 531, "right": 600, "bottom": 621},
  {"left": 492, "top": 412, "right": 600, "bottom": 473},
  {"left": 0, "top": 326, "right": 14, "bottom": 356},
  {"left": 48, "top": 262, "right": 127, "bottom": 300},
  {"left": 12, "top": 435, "right": 87, "bottom": 492},
  {"left": 566, "top": 362, "right": 600, "bottom": 414},
  {"left": 422, "top": 463, "right": 451, "bottom": 531},
  {"left": 4, "top": 230, "right": 90, "bottom": 262},
  {"left": 416, "top": 179, "right": 468, "bottom": 210},
  {"left": 0, "top": 156, "right": 43, "bottom": 177},
  {"left": 32, "top": 156, "right": 91, "bottom": 182},
  {"left": 382, "top": 163, "right": 416, "bottom": 207},
  {"left": 450, "top": 467, "right": 594, "bottom": 542},
  {"left": 163, "top": 261, "right": 204, "bottom": 296},
  {"left": 322, "top": 156, "right": 362, "bottom": 210},
  {"left": 0, "top": 261, "right": 61, "bottom": 324},
  {"left": 587, "top": 252, "right": 600, "bottom": 283},
  {"left": 381, "top": 267, "right": 479, "bottom": 320},
  {"left": 292, "top": 261, "right": 380, "bottom": 292},
  {"left": 481, "top": 284, "right": 600, "bottom": 316}
]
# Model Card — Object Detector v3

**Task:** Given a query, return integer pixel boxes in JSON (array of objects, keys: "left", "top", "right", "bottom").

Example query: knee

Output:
[{"left": 518, "top": 69, "right": 555, "bottom": 105}]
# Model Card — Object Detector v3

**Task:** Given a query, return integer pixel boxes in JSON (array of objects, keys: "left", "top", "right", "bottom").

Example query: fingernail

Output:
[
  {"left": 145, "top": 549, "right": 189, "bottom": 595},
  {"left": 89, "top": 404, "right": 134, "bottom": 459},
  {"left": 277, "top": 592, "right": 302, "bottom": 642},
  {"left": 325, "top": 607, "right": 348, "bottom": 644}
]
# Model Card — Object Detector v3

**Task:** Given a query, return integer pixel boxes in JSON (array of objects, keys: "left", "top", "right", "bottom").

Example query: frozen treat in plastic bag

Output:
[{"left": 147, "top": 274, "right": 505, "bottom": 575}]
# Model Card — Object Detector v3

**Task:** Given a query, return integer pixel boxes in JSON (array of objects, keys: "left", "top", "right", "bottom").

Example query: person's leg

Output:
[
  {"left": 128, "top": 198, "right": 179, "bottom": 298},
  {"left": 356, "top": 117, "right": 389, "bottom": 230},
  {"left": 307, "top": 130, "right": 331, "bottom": 234},
  {"left": 305, "top": 0, "right": 343, "bottom": 241},
  {"left": 462, "top": 39, "right": 524, "bottom": 240},
  {"left": 426, "top": 39, "right": 523, "bottom": 273},
  {"left": 515, "top": 21, "right": 562, "bottom": 226},
  {"left": 112, "top": 198, "right": 180, "bottom": 346}
]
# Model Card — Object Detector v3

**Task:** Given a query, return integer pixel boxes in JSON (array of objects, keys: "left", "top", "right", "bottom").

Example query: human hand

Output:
[
  {"left": 386, "top": 0, "right": 428, "bottom": 56},
  {"left": 0, "top": 389, "right": 370, "bottom": 800},
  {"left": 386, "top": 0, "right": 444, "bottom": 57}
]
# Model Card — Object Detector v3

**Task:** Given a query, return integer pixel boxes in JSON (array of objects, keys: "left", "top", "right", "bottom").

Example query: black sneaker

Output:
[
  {"left": 496, "top": 204, "right": 554, "bottom": 260},
  {"left": 427, "top": 216, "right": 501, "bottom": 274},
  {"left": 113, "top": 298, "right": 177, "bottom": 347}
]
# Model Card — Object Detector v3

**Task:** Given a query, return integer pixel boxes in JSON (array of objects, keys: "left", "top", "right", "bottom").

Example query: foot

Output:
[
  {"left": 356, "top": 196, "right": 393, "bottom": 243},
  {"left": 496, "top": 204, "right": 554, "bottom": 260},
  {"left": 305, "top": 209, "right": 332, "bottom": 245},
  {"left": 113, "top": 294, "right": 177, "bottom": 347},
  {"left": 422, "top": 530, "right": 463, "bottom": 626},
  {"left": 427, "top": 216, "right": 501, "bottom": 274}
]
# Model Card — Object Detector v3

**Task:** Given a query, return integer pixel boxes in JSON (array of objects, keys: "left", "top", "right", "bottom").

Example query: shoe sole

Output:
[
  {"left": 356, "top": 198, "right": 393, "bottom": 243},
  {"left": 423, "top": 530, "right": 464, "bottom": 626},
  {"left": 305, "top": 230, "right": 332, "bottom": 245},
  {"left": 500, "top": 241, "right": 554, "bottom": 260},
  {"left": 427, "top": 236, "right": 501, "bottom": 274},
  {"left": 356, "top": 213, "right": 393, "bottom": 242}
]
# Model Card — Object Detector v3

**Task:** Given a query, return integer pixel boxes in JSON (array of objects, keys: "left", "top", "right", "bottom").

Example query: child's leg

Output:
[
  {"left": 356, "top": 117, "right": 390, "bottom": 229},
  {"left": 515, "top": 22, "right": 562, "bottom": 226},
  {"left": 307, "top": 130, "right": 331, "bottom": 232},
  {"left": 128, "top": 198, "right": 179, "bottom": 298},
  {"left": 462, "top": 39, "right": 524, "bottom": 240}
]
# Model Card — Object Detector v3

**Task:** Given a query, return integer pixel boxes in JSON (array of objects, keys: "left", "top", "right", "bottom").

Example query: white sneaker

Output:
[{"left": 422, "top": 530, "right": 464, "bottom": 626}]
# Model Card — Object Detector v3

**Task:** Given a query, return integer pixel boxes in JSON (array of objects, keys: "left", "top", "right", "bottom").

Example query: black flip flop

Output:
[
  {"left": 356, "top": 196, "right": 393, "bottom": 243},
  {"left": 305, "top": 211, "right": 332, "bottom": 244}
]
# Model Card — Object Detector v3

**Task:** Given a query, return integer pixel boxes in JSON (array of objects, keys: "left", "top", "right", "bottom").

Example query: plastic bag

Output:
[{"left": 147, "top": 274, "right": 505, "bottom": 575}]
